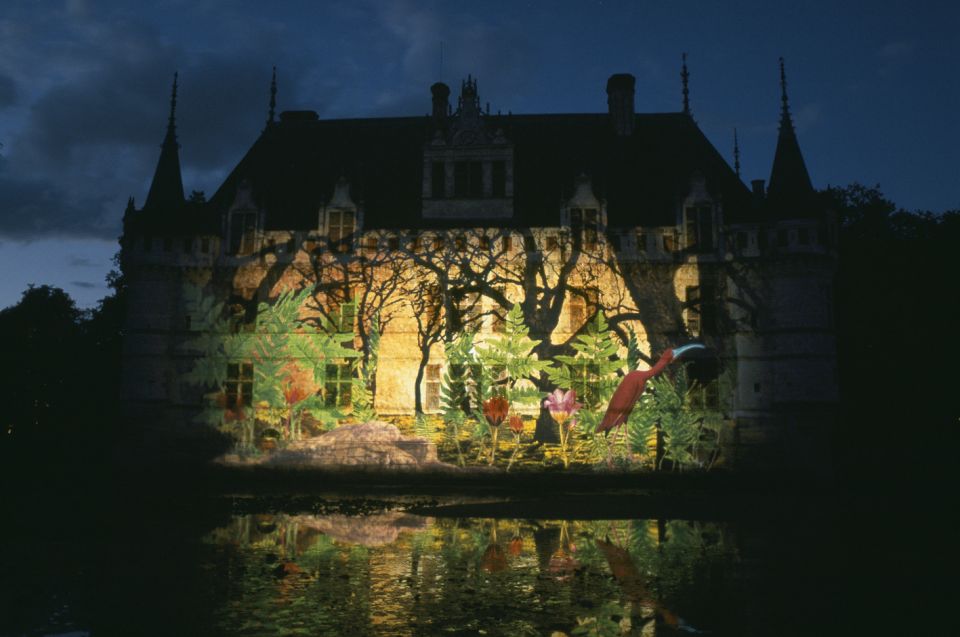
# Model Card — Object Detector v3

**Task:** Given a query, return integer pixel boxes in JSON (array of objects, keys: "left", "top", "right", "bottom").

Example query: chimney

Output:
[
  {"left": 606, "top": 73, "right": 635, "bottom": 136},
  {"left": 431, "top": 82, "right": 450, "bottom": 122},
  {"left": 751, "top": 179, "right": 766, "bottom": 198}
]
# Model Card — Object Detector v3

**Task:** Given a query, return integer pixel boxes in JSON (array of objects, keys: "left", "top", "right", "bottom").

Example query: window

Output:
[
  {"left": 261, "top": 238, "right": 276, "bottom": 264},
  {"left": 570, "top": 208, "right": 599, "bottom": 250},
  {"left": 363, "top": 236, "right": 378, "bottom": 253},
  {"left": 569, "top": 295, "right": 585, "bottom": 332},
  {"left": 610, "top": 235, "right": 622, "bottom": 251},
  {"left": 336, "top": 294, "right": 357, "bottom": 333},
  {"left": 684, "top": 206, "right": 714, "bottom": 253},
  {"left": 431, "top": 161, "right": 446, "bottom": 198},
  {"left": 229, "top": 212, "right": 258, "bottom": 255},
  {"left": 455, "top": 292, "right": 481, "bottom": 330},
  {"left": 387, "top": 236, "right": 399, "bottom": 251},
  {"left": 324, "top": 363, "right": 353, "bottom": 407},
  {"left": 424, "top": 364, "right": 441, "bottom": 411},
  {"left": 491, "top": 286, "right": 507, "bottom": 333},
  {"left": 225, "top": 362, "right": 254, "bottom": 411},
  {"left": 685, "top": 284, "right": 717, "bottom": 336},
  {"left": 687, "top": 357, "right": 720, "bottom": 411},
  {"left": 424, "top": 284, "right": 441, "bottom": 325},
  {"left": 572, "top": 363, "right": 602, "bottom": 407},
  {"left": 492, "top": 161, "right": 506, "bottom": 197},
  {"left": 502, "top": 236, "right": 512, "bottom": 252},
  {"left": 454, "top": 161, "right": 483, "bottom": 198},
  {"left": 685, "top": 286, "right": 701, "bottom": 336},
  {"left": 328, "top": 209, "right": 355, "bottom": 252},
  {"left": 663, "top": 231, "right": 678, "bottom": 252}
]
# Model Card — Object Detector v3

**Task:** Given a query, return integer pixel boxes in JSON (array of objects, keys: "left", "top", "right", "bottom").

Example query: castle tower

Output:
[{"left": 729, "top": 58, "right": 838, "bottom": 473}]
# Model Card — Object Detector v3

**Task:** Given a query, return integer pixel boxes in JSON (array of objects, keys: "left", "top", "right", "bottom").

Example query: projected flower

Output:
[
  {"left": 482, "top": 396, "right": 510, "bottom": 465},
  {"left": 482, "top": 396, "right": 509, "bottom": 428},
  {"left": 544, "top": 389, "right": 582, "bottom": 468},
  {"left": 543, "top": 389, "right": 581, "bottom": 427}
]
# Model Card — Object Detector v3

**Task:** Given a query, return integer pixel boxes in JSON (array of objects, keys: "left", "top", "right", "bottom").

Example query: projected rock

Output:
[{"left": 269, "top": 421, "right": 444, "bottom": 468}]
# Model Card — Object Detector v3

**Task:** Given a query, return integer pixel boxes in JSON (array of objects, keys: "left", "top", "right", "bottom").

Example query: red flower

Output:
[
  {"left": 509, "top": 415, "right": 524, "bottom": 435},
  {"left": 482, "top": 396, "right": 509, "bottom": 428},
  {"left": 283, "top": 383, "right": 310, "bottom": 406},
  {"left": 481, "top": 544, "right": 508, "bottom": 573}
]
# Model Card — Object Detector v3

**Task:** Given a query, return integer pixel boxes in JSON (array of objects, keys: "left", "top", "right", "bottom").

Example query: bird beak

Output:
[{"left": 671, "top": 343, "right": 706, "bottom": 358}]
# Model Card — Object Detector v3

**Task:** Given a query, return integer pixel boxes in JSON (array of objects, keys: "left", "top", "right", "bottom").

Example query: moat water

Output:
[{"left": 3, "top": 490, "right": 872, "bottom": 637}]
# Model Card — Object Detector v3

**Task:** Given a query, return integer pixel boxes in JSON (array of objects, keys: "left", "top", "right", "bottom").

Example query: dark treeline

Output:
[
  {"left": 0, "top": 257, "right": 125, "bottom": 469},
  {"left": 0, "top": 184, "right": 956, "bottom": 481},
  {"left": 825, "top": 184, "right": 958, "bottom": 482}
]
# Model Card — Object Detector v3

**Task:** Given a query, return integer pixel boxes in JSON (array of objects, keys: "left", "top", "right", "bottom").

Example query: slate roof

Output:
[{"left": 131, "top": 108, "right": 763, "bottom": 236}]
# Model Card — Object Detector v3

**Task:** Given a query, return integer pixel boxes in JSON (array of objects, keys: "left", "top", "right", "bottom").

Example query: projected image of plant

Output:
[{"left": 183, "top": 285, "right": 358, "bottom": 451}]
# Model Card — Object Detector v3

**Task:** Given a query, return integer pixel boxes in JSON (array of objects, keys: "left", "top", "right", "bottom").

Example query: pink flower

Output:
[{"left": 543, "top": 389, "right": 582, "bottom": 426}]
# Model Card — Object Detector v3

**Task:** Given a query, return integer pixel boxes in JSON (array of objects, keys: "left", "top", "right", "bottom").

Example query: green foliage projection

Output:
[
  {"left": 548, "top": 310, "right": 623, "bottom": 410},
  {"left": 183, "top": 285, "right": 359, "bottom": 449},
  {"left": 628, "top": 367, "right": 723, "bottom": 470}
]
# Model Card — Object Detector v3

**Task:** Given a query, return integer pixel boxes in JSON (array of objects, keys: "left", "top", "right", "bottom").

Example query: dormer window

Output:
[
  {"left": 322, "top": 177, "right": 360, "bottom": 253},
  {"left": 229, "top": 210, "right": 258, "bottom": 254},
  {"left": 492, "top": 161, "right": 506, "bottom": 197},
  {"left": 681, "top": 172, "right": 718, "bottom": 254},
  {"left": 684, "top": 205, "right": 714, "bottom": 253},
  {"left": 421, "top": 76, "right": 514, "bottom": 219},
  {"left": 454, "top": 161, "right": 483, "bottom": 198},
  {"left": 227, "top": 181, "right": 260, "bottom": 255},
  {"left": 328, "top": 210, "right": 355, "bottom": 253},
  {"left": 564, "top": 174, "right": 604, "bottom": 251},
  {"left": 571, "top": 208, "right": 599, "bottom": 251},
  {"left": 431, "top": 162, "right": 446, "bottom": 198}
]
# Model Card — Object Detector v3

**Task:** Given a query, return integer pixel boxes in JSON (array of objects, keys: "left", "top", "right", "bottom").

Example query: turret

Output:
[
  {"left": 767, "top": 58, "right": 817, "bottom": 218},
  {"left": 143, "top": 73, "right": 185, "bottom": 213}
]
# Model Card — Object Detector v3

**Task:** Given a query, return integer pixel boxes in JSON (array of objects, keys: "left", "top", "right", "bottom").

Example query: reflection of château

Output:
[{"left": 120, "top": 60, "right": 837, "bottom": 470}]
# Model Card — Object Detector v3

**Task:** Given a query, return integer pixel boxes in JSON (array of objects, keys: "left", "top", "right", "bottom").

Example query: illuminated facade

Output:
[{"left": 120, "top": 65, "right": 838, "bottom": 467}]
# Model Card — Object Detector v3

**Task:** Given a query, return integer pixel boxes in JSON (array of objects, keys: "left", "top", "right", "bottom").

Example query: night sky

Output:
[{"left": 0, "top": 0, "right": 956, "bottom": 309}]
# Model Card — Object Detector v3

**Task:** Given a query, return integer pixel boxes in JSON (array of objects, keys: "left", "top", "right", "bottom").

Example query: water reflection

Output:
[{"left": 203, "top": 512, "right": 739, "bottom": 636}]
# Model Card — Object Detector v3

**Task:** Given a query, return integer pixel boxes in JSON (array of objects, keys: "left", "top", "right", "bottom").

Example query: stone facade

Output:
[{"left": 120, "top": 68, "right": 838, "bottom": 469}]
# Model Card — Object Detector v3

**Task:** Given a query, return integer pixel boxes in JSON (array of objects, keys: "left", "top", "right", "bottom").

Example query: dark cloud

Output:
[
  {"left": 70, "top": 281, "right": 97, "bottom": 289},
  {"left": 67, "top": 255, "right": 97, "bottom": 267},
  {"left": 0, "top": 156, "right": 117, "bottom": 239},
  {"left": 0, "top": 9, "right": 309, "bottom": 240},
  {"left": 0, "top": 75, "right": 16, "bottom": 109}
]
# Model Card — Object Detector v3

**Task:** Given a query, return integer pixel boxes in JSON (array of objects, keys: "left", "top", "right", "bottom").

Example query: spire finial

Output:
[
  {"left": 779, "top": 56, "right": 791, "bottom": 125},
  {"left": 168, "top": 72, "right": 178, "bottom": 134},
  {"left": 267, "top": 66, "right": 277, "bottom": 126},
  {"left": 681, "top": 53, "right": 691, "bottom": 115},
  {"left": 733, "top": 127, "right": 741, "bottom": 178}
]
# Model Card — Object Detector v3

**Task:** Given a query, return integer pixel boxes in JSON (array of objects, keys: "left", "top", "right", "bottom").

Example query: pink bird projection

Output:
[{"left": 596, "top": 343, "right": 706, "bottom": 436}]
